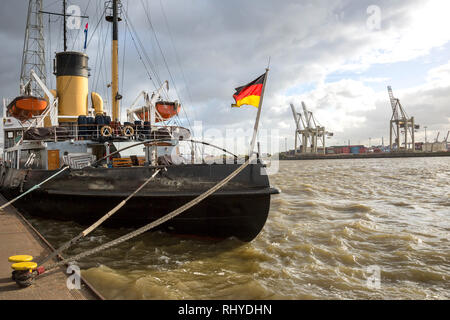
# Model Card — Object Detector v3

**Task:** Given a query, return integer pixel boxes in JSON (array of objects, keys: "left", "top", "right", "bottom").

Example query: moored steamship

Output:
[{"left": 0, "top": 0, "right": 278, "bottom": 242}]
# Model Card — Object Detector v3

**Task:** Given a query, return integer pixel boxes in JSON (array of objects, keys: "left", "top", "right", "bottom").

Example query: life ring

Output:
[
  {"left": 101, "top": 125, "right": 113, "bottom": 137},
  {"left": 122, "top": 125, "right": 135, "bottom": 137}
]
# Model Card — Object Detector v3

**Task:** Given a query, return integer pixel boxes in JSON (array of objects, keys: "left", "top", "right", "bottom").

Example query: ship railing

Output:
[{"left": 31, "top": 123, "right": 187, "bottom": 142}]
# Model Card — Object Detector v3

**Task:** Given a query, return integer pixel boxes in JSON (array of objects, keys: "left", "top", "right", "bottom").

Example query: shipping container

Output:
[{"left": 350, "top": 146, "right": 360, "bottom": 154}]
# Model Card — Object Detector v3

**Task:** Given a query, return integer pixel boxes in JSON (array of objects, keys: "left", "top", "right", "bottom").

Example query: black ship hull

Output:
[{"left": 0, "top": 163, "right": 278, "bottom": 242}]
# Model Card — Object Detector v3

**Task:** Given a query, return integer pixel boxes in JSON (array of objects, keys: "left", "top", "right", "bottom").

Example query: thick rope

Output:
[
  {"left": 38, "top": 168, "right": 162, "bottom": 267},
  {"left": 0, "top": 166, "right": 70, "bottom": 212},
  {"left": 44, "top": 157, "right": 253, "bottom": 272}
]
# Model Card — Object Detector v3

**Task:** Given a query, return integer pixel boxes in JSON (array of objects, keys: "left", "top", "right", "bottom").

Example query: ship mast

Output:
[
  {"left": 111, "top": 0, "right": 120, "bottom": 122},
  {"left": 40, "top": 1, "right": 88, "bottom": 53},
  {"left": 63, "top": 0, "right": 67, "bottom": 51}
]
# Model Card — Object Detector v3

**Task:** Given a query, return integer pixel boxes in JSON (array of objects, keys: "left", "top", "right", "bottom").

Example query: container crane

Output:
[
  {"left": 388, "top": 86, "right": 420, "bottom": 152},
  {"left": 290, "top": 102, "right": 333, "bottom": 154}
]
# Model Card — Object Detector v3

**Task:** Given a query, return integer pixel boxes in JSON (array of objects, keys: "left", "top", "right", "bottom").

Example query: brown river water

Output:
[{"left": 26, "top": 158, "right": 449, "bottom": 299}]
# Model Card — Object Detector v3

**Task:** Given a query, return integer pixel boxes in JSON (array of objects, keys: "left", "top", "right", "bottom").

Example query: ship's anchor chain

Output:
[{"left": 36, "top": 157, "right": 253, "bottom": 282}]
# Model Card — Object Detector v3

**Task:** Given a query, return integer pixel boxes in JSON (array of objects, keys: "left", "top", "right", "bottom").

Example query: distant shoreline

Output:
[{"left": 279, "top": 151, "right": 450, "bottom": 160}]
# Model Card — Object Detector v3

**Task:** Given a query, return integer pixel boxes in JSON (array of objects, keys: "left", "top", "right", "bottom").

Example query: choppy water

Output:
[{"left": 27, "top": 158, "right": 449, "bottom": 299}]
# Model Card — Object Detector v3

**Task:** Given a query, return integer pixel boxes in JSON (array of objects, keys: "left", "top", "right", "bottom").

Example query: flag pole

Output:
[{"left": 248, "top": 68, "right": 269, "bottom": 157}]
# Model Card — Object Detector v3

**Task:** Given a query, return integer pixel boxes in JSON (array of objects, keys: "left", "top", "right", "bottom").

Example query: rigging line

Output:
[
  {"left": 123, "top": 14, "right": 170, "bottom": 102},
  {"left": 147, "top": 5, "right": 197, "bottom": 151},
  {"left": 126, "top": 4, "right": 167, "bottom": 99},
  {"left": 91, "top": 7, "right": 102, "bottom": 93},
  {"left": 158, "top": 0, "right": 201, "bottom": 157},
  {"left": 143, "top": 0, "right": 164, "bottom": 91},
  {"left": 47, "top": 14, "right": 53, "bottom": 90},
  {"left": 93, "top": 1, "right": 107, "bottom": 95},
  {"left": 90, "top": 6, "right": 101, "bottom": 93},
  {"left": 94, "top": 23, "right": 110, "bottom": 100},
  {"left": 91, "top": 30, "right": 103, "bottom": 96},
  {"left": 123, "top": 19, "right": 158, "bottom": 92},
  {"left": 94, "top": 2, "right": 110, "bottom": 113},
  {"left": 159, "top": 0, "right": 196, "bottom": 117},
  {"left": 56, "top": 15, "right": 63, "bottom": 52},
  {"left": 123, "top": 9, "right": 165, "bottom": 95},
  {"left": 43, "top": 0, "right": 62, "bottom": 10},
  {"left": 103, "top": 26, "right": 111, "bottom": 113},
  {"left": 86, "top": 10, "right": 105, "bottom": 49},
  {"left": 120, "top": 0, "right": 129, "bottom": 95},
  {"left": 140, "top": 0, "right": 180, "bottom": 101},
  {"left": 140, "top": 0, "right": 195, "bottom": 137}
]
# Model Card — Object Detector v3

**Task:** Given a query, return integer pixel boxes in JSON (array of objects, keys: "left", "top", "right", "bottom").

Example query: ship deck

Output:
[{"left": 0, "top": 195, "right": 102, "bottom": 300}]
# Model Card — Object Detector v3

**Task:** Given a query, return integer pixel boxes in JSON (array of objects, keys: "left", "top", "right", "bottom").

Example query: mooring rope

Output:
[
  {"left": 0, "top": 166, "right": 70, "bottom": 212},
  {"left": 37, "top": 168, "right": 162, "bottom": 267},
  {"left": 44, "top": 157, "right": 253, "bottom": 272}
]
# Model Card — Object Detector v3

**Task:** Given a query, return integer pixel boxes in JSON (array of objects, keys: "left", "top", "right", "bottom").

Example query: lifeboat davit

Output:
[
  {"left": 136, "top": 101, "right": 181, "bottom": 122},
  {"left": 7, "top": 96, "right": 48, "bottom": 121}
]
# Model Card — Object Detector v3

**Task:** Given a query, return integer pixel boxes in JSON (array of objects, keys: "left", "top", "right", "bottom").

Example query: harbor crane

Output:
[
  {"left": 434, "top": 131, "right": 450, "bottom": 143},
  {"left": 290, "top": 102, "right": 333, "bottom": 154},
  {"left": 435, "top": 132, "right": 440, "bottom": 143},
  {"left": 426, "top": 130, "right": 449, "bottom": 152},
  {"left": 20, "top": 0, "right": 46, "bottom": 97},
  {"left": 388, "top": 86, "right": 420, "bottom": 152}
]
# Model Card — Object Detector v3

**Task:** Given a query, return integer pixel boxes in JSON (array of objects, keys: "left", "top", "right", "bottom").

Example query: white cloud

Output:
[
  {"left": 285, "top": 79, "right": 377, "bottom": 133},
  {"left": 426, "top": 60, "right": 450, "bottom": 84},
  {"left": 336, "top": 1, "right": 450, "bottom": 71},
  {"left": 361, "top": 77, "right": 391, "bottom": 83}
]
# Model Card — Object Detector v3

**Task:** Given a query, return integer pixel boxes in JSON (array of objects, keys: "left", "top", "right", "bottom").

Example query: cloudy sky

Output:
[{"left": 1, "top": 0, "right": 449, "bottom": 154}]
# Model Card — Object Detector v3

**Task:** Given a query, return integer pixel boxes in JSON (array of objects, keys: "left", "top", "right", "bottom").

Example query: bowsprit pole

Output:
[{"left": 248, "top": 68, "right": 269, "bottom": 157}]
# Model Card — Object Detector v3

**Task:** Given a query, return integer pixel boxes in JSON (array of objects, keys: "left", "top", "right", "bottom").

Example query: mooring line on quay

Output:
[
  {"left": 9, "top": 167, "right": 163, "bottom": 287},
  {"left": 0, "top": 166, "right": 70, "bottom": 212},
  {"left": 8, "top": 156, "right": 252, "bottom": 287},
  {"left": 41, "top": 156, "right": 252, "bottom": 274},
  {"left": 36, "top": 168, "right": 163, "bottom": 267}
]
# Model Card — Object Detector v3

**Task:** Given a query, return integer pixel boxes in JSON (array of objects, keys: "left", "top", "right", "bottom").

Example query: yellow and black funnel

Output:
[{"left": 54, "top": 51, "right": 89, "bottom": 122}]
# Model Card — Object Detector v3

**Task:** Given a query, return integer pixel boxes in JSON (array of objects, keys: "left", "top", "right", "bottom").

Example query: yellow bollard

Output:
[
  {"left": 11, "top": 262, "right": 37, "bottom": 272},
  {"left": 8, "top": 255, "right": 34, "bottom": 263}
]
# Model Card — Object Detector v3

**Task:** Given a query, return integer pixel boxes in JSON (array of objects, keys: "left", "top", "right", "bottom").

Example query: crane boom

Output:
[
  {"left": 301, "top": 101, "right": 312, "bottom": 129},
  {"left": 387, "top": 86, "right": 399, "bottom": 120},
  {"left": 290, "top": 103, "right": 300, "bottom": 132}
]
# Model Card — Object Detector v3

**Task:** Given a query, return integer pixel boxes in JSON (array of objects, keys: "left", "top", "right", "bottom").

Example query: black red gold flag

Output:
[{"left": 232, "top": 73, "right": 266, "bottom": 108}]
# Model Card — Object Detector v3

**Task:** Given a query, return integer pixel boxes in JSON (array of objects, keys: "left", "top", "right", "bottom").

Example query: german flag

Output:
[{"left": 232, "top": 73, "right": 266, "bottom": 108}]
